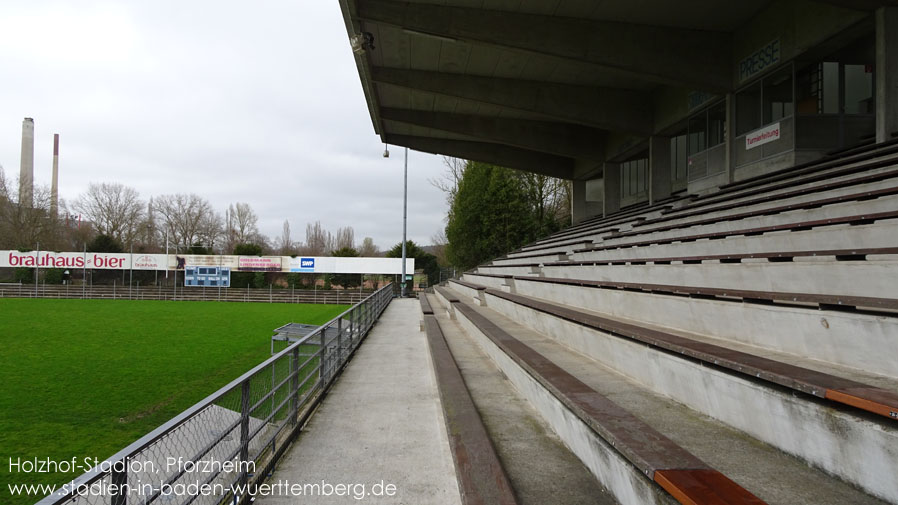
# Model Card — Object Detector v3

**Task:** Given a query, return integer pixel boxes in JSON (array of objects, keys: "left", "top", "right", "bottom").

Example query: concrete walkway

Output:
[{"left": 256, "top": 299, "right": 462, "bottom": 505}]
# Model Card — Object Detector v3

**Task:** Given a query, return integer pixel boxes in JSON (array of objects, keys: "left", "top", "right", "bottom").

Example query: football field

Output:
[{"left": 0, "top": 298, "right": 349, "bottom": 505}]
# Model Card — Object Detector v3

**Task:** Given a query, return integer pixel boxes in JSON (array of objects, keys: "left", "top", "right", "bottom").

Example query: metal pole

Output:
[
  {"left": 82, "top": 243, "right": 86, "bottom": 299},
  {"left": 165, "top": 233, "right": 169, "bottom": 279},
  {"left": 129, "top": 243, "right": 133, "bottom": 300},
  {"left": 401, "top": 147, "right": 408, "bottom": 298},
  {"left": 34, "top": 242, "right": 39, "bottom": 297}
]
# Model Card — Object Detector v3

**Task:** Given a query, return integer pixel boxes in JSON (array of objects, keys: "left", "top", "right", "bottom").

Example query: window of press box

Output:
[
  {"left": 687, "top": 101, "right": 726, "bottom": 155},
  {"left": 670, "top": 132, "right": 687, "bottom": 182},
  {"left": 620, "top": 157, "right": 648, "bottom": 197},
  {"left": 797, "top": 62, "right": 840, "bottom": 114},
  {"left": 844, "top": 64, "right": 874, "bottom": 114},
  {"left": 735, "top": 82, "right": 762, "bottom": 135},
  {"left": 708, "top": 102, "right": 726, "bottom": 147},
  {"left": 736, "top": 65, "right": 794, "bottom": 135},
  {"left": 763, "top": 67, "right": 793, "bottom": 124},
  {"left": 688, "top": 115, "right": 706, "bottom": 155}
]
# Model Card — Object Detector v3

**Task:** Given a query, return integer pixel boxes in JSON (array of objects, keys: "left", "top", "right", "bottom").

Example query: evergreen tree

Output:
[
  {"left": 386, "top": 240, "right": 439, "bottom": 287},
  {"left": 445, "top": 162, "right": 538, "bottom": 270}
]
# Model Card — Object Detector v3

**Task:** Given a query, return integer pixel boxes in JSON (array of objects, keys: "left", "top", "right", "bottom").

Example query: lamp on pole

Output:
[
  {"left": 401, "top": 147, "right": 408, "bottom": 298},
  {"left": 384, "top": 143, "right": 409, "bottom": 298}
]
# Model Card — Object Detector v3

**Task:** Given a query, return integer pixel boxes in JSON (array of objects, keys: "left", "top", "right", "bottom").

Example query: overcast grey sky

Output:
[{"left": 0, "top": 1, "right": 450, "bottom": 250}]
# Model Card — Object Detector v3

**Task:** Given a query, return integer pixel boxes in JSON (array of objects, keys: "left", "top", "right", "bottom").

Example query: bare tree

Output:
[
  {"left": 198, "top": 211, "right": 225, "bottom": 252},
  {"left": 153, "top": 193, "right": 216, "bottom": 248},
  {"left": 276, "top": 219, "right": 297, "bottom": 255},
  {"left": 429, "top": 156, "right": 466, "bottom": 207},
  {"left": 73, "top": 182, "right": 145, "bottom": 247},
  {"left": 358, "top": 236, "right": 378, "bottom": 256},
  {"left": 302, "top": 221, "right": 334, "bottom": 256},
  {"left": 429, "top": 229, "right": 449, "bottom": 266},
  {"left": 0, "top": 165, "right": 62, "bottom": 250},
  {"left": 229, "top": 202, "right": 259, "bottom": 245},
  {"left": 334, "top": 226, "right": 355, "bottom": 250}
]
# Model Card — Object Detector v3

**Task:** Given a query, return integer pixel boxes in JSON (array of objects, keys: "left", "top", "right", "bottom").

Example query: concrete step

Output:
[
  {"left": 602, "top": 191, "right": 898, "bottom": 247},
  {"left": 509, "top": 187, "right": 898, "bottom": 261},
  {"left": 431, "top": 291, "right": 760, "bottom": 505},
  {"left": 461, "top": 272, "right": 898, "bottom": 379},
  {"left": 534, "top": 258, "right": 898, "bottom": 299},
  {"left": 434, "top": 288, "right": 890, "bottom": 505},
  {"left": 691, "top": 147, "right": 898, "bottom": 210},
  {"left": 569, "top": 222, "right": 898, "bottom": 263},
  {"left": 423, "top": 295, "right": 615, "bottom": 505},
  {"left": 442, "top": 281, "right": 898, "bottom": 503},
  {"left": 642, "top": 166, "right": 898, "bottom": 231}
]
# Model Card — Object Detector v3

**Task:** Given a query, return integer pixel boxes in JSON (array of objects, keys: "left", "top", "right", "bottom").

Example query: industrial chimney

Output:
[
  {"left": 51, "top": 134, "right": 59, "bottom": 217},
  {"left": 19, "top": 118, "right": 34, "bottom": 208}
]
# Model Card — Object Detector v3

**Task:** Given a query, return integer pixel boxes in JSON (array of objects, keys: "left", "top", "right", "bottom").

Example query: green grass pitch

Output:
[{"left": 0, "top": 298, "right": 349, "bottom": 505}]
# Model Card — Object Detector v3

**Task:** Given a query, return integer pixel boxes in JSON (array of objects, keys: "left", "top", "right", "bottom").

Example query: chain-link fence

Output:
[
  {"left": 0, "top": 283, "right": 371, "bottom": 305},
  {"left": 34, "top": 284, "right": 393, "bottom": 505}
]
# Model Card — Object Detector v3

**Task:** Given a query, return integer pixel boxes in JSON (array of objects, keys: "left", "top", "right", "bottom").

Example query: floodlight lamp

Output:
[
  {"left": 383, "top": 144, "right": 390, "bottom": 158},
  {"left": 351, "top": 32, "right": 375, "bottom": 54}
]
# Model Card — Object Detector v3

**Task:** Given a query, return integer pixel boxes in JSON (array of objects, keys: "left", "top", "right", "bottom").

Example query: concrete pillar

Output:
[
  {"left": 19, "top": 118, "right": 34, "bottom": 208},
  {"left": 572, "top": 180, "right": 588, "bottom": 225},
  {"left": 876, "top": 7, "right": 898, "bottom": 143},
  {"left": 726, "top": 92, "right": 736, "bottom": 183},
  {"left": 571, "top": 179, "right": 604, "bottom": 224},
  {"left": 603, "top": 162, "right": 621, "bottom": 216},
  {"left": 648, "top": 136, "right": 672, "bottom": 204}
]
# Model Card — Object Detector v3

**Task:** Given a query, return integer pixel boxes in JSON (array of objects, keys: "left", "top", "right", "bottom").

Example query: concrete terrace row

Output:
[{"left": 419, "top": 142, "right": 897, "bottom": 504}]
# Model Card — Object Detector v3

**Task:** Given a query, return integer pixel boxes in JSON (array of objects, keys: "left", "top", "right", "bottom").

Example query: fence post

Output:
[
  {"left": 318, "top": 328, "right": 328, "bottom": 387},
  {"left": 239, "top": 380, "right": 251, "bottom": 490},
  {"left": 270, "top": 362, "right": 276, "bottom": 453},
  {"left": 111, "top": 457, "right": 128, "bottom": 505},
  {"left": 291, "top": 346, "right": 300, "bottom": 426},
  {"left": 336, "top": 317, "right": 343, "bottom": 369}
]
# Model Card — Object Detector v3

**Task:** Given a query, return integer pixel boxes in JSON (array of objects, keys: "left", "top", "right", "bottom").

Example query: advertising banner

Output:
[
  {"left": 1, "top": 251, "right": 167, "bottom": 271},
  {"left": 238, "top": 256, "right": 283, "bottom": 272},
  {"left": 179, "top": 255, "right": 238, "bottom": 269},
  {"left": 2, "top": 251, "right": 414, "bottom": 274}
]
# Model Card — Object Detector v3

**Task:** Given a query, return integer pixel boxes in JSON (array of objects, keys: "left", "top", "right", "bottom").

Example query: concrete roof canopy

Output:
[{"left": 339, "top": 0, "right": 893, "bottom": 179}]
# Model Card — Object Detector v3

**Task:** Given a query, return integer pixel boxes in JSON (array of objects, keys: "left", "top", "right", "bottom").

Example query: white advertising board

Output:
[{"left": 288, "top": 256, "right": 414, "bottom": 274}]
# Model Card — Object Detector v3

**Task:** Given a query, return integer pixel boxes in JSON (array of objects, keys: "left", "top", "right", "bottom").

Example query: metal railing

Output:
[{"left": 35, "top": 284, "right": 393, "bottom": 505}]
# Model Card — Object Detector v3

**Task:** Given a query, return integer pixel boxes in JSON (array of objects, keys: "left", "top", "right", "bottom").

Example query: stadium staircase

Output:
[{"left": 421, "top": 138, "right": 898, "bottom": 505}]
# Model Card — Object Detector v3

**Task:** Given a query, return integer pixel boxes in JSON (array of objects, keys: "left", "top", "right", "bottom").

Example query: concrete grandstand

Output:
[{"left": 326, "top": 2, "right": 898, "bottom": 504}]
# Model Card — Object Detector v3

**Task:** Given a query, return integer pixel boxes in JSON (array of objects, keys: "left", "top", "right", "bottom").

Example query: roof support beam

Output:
[
  {"left": 387, "top": 134, "right": 575, "bottom": 179},
  {"left": 372, "top": 67, "right": 653, "bottom": 134},
  {"left": 380, "top": 108, "right": 605, "bottom": 160},
  {"left": 357, "top": 0, "right": 733, "bottom": 92},
  {"left": 813, "top": 0, "right": 898, "bottom": 10}
]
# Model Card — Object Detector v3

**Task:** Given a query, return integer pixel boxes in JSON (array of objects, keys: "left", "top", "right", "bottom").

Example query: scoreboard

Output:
[{"left": 184, "top": 266, "right": 231, "bottom": 287}]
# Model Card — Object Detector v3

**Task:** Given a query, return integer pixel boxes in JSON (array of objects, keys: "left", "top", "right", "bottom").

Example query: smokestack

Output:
[
  {"left": 19, "top": 118, "right": 34, "bottom": 208},
  {"left": 51, "top": 134, "right": 59, "bottom": 217}
]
